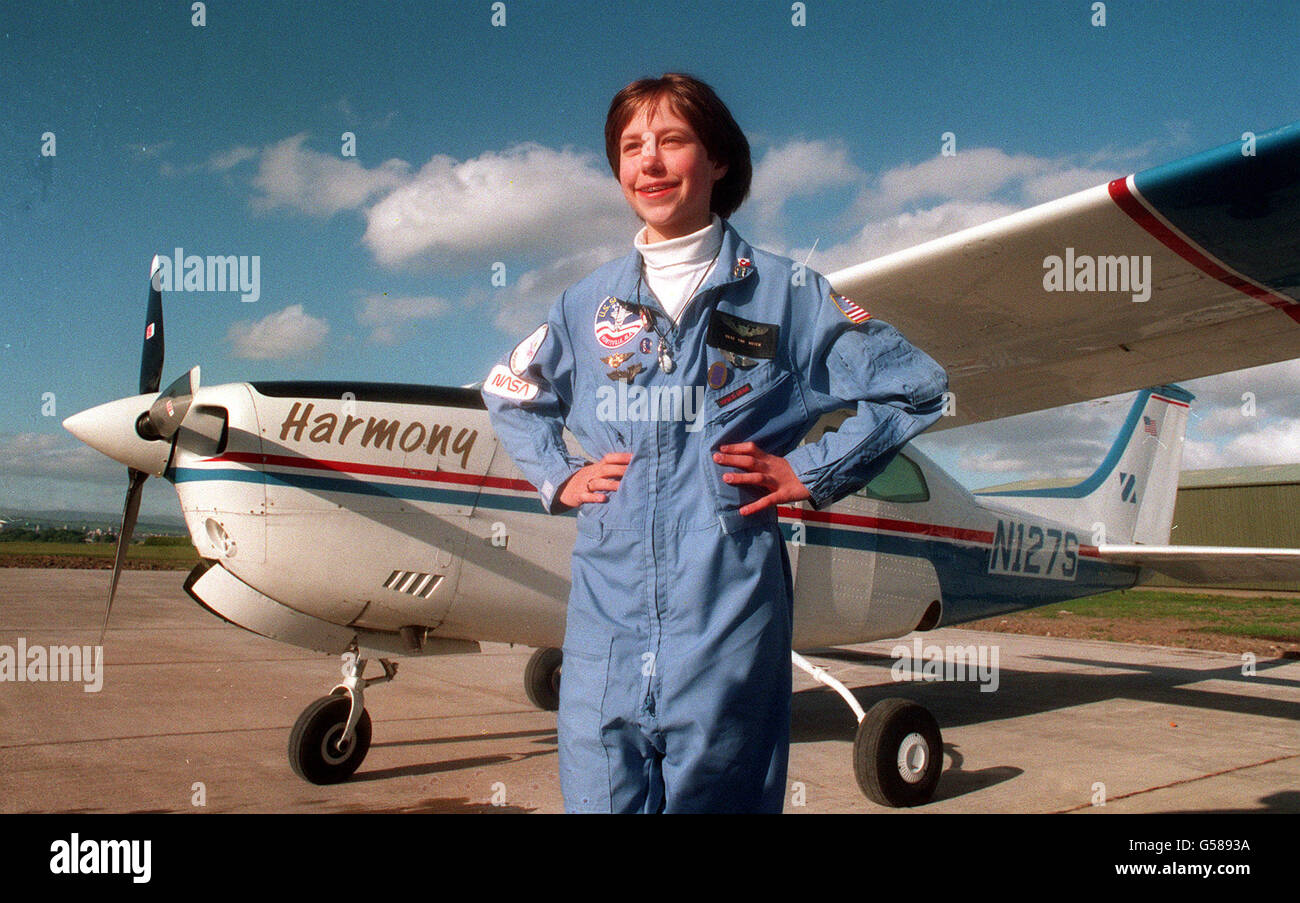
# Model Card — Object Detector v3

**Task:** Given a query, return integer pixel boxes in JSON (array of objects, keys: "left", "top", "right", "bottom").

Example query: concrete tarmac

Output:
[{"left": 1, "top": 568, "right": 1297, "bottom": 814}]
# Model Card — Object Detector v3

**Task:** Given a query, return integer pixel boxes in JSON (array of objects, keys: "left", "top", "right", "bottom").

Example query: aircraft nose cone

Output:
[
  {"left": 62, "top": 405, "right": 111, "bottom": 448},
  {"left": 63, "top": 394, "right": 173, "bottom": 476}
]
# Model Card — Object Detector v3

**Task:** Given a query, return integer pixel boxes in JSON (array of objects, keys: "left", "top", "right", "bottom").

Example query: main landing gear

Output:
[
  {"left": 524, "top": 647, "right": 563, "bottom": 711},
  {"left": 791, "top": 651, "right": 944, "bottom": 807},
  {"left": 289, "top": 648, "right": 397, "bottom": 784}
]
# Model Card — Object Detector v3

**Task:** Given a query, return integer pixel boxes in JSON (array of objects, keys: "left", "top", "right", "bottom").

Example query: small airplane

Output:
[{"left": 64, "top": 120, "right": 1300, "bottom": 808}]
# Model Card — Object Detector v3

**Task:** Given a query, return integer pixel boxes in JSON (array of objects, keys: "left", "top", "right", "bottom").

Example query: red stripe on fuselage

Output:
[
  {"left": 199, "top": 451, "right": 1101, "bottom": 557},
  {"left": 774, "top": 505, "right": 1101, "bottom": 558},
  {"left": 203, "top": 450, "right": 536, "bottom": 492}
]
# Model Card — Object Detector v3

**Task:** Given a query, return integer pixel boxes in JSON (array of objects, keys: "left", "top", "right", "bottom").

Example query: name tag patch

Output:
[
  {"left": 716, "top": 383, "right": 752, "bottom": 407},
  {"left": 707, "top": 311, "right": 778, "bottom": 360}
]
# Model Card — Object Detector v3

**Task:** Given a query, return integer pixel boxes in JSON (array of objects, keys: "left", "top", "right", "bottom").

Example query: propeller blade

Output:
[
  {"left": 102, "top": 468, "right": 147, "bottom": 644},
  {"left": 143, "top": 365, "right": 200, "bottom": 441},
  {"left": 140, "top": 256, "right": 165, "bottom": 395}
]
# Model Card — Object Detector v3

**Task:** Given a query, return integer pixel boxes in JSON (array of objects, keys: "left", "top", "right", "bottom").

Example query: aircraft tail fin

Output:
[{"left": 975, "top": 385, "right": 1193, "bottom": 545}]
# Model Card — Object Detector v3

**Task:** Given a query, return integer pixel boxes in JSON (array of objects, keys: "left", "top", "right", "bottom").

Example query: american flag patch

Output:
[
  {"left": 1143, "top": 415, "right": 1158, "bottom": 437},
  {"left": 830, "top": 292, "right": 871, "bottom": 324},
  {"left": 145, "top": 322, "right": 155, "bottom": 340}
]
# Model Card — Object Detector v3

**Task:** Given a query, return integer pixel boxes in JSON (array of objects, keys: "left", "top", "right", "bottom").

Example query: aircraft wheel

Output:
[
  {"left": 524, "top": 647, "right": 563, "bottom": 711},
  {"left": 853, "top": 698, "right": 943, "bottom": 807},
  {"left": 288, "top": 695, "right": 372, "bottom": 784}
]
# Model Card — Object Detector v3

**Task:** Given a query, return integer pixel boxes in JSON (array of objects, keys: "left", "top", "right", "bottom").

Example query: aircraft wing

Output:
[
  {"left": 1098, "top": 543, "right": 1300, "bottom": 583},
  {"left": 826, "top": 121, "right": 1300, "bottom": 430}
]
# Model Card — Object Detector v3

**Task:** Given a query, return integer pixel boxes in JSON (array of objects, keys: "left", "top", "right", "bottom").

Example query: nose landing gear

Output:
[{"left": 289, "top": 650, "right": 397, "bottom": 784}]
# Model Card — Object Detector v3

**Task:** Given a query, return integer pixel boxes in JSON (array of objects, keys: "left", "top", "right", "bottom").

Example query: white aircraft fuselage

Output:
[{"left": 136, "top": 379, "right": 1144, "bottom": 658}]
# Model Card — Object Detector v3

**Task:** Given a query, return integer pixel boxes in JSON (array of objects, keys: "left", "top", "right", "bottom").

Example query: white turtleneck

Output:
[{"left": 634, "top": 214, "right": 723, "bottom": 324}]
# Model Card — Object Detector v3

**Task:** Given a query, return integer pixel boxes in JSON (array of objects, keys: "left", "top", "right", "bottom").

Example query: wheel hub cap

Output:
[
  {"left": 321, "top": 725, "right": 353, "bottom": 765},
  {"left": 897, "top": 732, "right": 929, "bottom": 784}
]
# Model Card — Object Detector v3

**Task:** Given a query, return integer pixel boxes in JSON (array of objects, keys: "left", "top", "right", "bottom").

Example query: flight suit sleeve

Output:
[
  {"left": 481, "top": 296, "right": 589, "bottom": 513},
  {"left": 782, "top": 274, "right": 948, "bottom": 509}
]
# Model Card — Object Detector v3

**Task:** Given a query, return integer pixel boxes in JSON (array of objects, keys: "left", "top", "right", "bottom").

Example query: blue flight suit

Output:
[{"left": 482, "top": 220, "right": 946, "bottom": 813}]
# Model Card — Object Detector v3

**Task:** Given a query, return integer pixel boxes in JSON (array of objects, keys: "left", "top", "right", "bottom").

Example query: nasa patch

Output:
[
  {"left": 594, "top": 296, "right": 646, "bottom": 349},
  {"left": 483, "top": 364, "right": 540, "bottom": 402},
  {"left": 509, "top": 323, "right": 549, "bottom": 376}
]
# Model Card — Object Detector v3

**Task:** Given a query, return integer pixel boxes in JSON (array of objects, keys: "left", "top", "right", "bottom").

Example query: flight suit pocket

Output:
[
  {"left": 703, "top": 368, "right": 808, "bottom": 525},
  {"left": 706, "top": 365, "right": 789, "bottom": 431},
  {"left": 556, "top": 635, "right": 615, "bottom": 811}
]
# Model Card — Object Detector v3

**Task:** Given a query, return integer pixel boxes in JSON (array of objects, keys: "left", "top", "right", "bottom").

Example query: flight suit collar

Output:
[{"left": 607, "top": 219, "right": 758, "bottom": 318}]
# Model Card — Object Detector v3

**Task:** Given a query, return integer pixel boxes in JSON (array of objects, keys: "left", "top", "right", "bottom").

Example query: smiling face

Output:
[{"left": 617, "top": 100, "right": 728, "bottom": 243}]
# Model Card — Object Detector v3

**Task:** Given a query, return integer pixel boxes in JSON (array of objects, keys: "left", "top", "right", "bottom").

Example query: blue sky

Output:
[{"left": 3, "top": 0, "right": 1300, "bottom": 519}]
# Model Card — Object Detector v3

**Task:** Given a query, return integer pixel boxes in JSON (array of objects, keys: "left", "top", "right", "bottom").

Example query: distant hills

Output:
[{"left": 0, "top": 508, "right": 187, "bottom": 536}]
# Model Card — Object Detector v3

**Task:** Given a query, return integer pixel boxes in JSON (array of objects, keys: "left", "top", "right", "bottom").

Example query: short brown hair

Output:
[{"left": 604, "top": 73, "right": 752, "bottom": 219}]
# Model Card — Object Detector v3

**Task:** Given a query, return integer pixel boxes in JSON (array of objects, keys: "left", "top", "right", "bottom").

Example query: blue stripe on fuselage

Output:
[
  {"left": 778, "top": 521, "right": 1138, "bottom": 627},
  {"left": 174, "top": 466, "right": 1139, "bottom": 625}
]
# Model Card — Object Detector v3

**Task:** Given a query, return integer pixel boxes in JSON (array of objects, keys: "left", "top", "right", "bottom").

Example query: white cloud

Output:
[
  {"left": 749, "top": 139, "right": 863, "bottom": 229},
  {"left": 252, "top": 133, "right": 411, "bottom": 217},
  {"left": 1176, "top": 360, "right": 1300, "bottom": 469},
  {"left": 1182, "top": 420, "right": 1300, "bottom": 470},
  {"left": 483, "top": 243, "right": 627, "bottom": 333},
  {"left": 772, "top": 143, "right": 1130, "bottom": 275},
  {"left": 872, "top": 148, "right": 1044, "bottom": 212},
  {"left": 208, "top": 145, "right": 258, "bottom": 172},
  {"left": 1020, "top": 166, "right": 1121, "bottom": 204},
  {"left": 917, "top": 395, "right": 1128, "bottom": 484},
  {"left": 226, "top": 304, "right": 330, "bottom": 359},
  {"left": 853, "top": 147, "right": 1126, "bottom": 219},
  {"left": 0, "top": 432, "right": 121, "bottom": 483},
  {"left": 357, "top": 294, "right": 450, "bottom": 344},
  {"left": 809, "top": 200, "right": 1020, "bottom": 273},
  {"left": 362, "top": 143, "right": 632, "bottom": 266},
  {"left": 914, "top": 360, "right": 1300, "bottom": 490}
]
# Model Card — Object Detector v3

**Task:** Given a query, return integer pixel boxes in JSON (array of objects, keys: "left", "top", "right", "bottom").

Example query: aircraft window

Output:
[{"left": 854, "top": 453, "right": 929, "bottom": 503}]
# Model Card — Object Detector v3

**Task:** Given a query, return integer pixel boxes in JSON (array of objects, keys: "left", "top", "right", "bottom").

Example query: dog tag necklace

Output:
[{"left": 636, "top": 247, "right": 719, "bottom": 374}]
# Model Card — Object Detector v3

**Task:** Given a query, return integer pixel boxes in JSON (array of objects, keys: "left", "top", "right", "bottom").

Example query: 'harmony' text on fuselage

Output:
[{"left": 278, "top": 402, "right": 478, "bottom": 467}]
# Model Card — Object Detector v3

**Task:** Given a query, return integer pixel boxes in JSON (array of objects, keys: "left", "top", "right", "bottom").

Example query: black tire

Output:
[
  {"left": 853, "top": 698, "right": 943, "bottom": 807},
  {"left": 288, "top": 695, "right": 372, "bottom": 784},
  {"left": 524, "top": 647, "right": 563, "bottom": 711}
]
